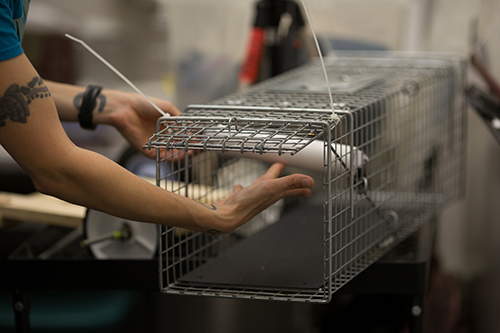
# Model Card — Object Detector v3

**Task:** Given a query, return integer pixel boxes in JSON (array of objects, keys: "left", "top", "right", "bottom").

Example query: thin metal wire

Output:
[
  {"left": 65, "top": 34, "right": 167, "bottom": 117},
  {"left": 299, "top": 0, "right": 337, "bottom": 123}
]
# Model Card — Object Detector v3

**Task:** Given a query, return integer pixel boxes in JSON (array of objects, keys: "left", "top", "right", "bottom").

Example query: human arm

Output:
[
  {"left": 44, "top": 80, "right": 180, "bottom": 158},
  {"left": 0, "top": 54, "right": 314, "bottom": 234}
]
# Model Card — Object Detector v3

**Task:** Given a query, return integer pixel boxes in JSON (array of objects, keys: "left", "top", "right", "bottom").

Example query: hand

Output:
[
  {"left": 44, "top": 81, "right": 183, "bottom": 159},
  {"left": 107, "top": 91, "right": 181, "bottom": 158},
  {"left": 202, "top": 163, "right": 314, "bottom": 235}
]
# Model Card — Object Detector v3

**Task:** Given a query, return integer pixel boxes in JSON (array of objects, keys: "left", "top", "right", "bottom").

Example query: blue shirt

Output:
[{"left": 0, "top": 0, "right": 30, "bottom": 61}]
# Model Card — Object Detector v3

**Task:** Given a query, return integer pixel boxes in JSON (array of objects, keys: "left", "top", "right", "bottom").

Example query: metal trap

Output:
[{"left": 146, "top": 52, "right": 466, "bottom": 303}]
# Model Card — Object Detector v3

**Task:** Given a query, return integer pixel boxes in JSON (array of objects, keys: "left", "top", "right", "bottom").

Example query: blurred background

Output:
[{"left": 1, "top": 0, "right": 500, "bottom": 332}]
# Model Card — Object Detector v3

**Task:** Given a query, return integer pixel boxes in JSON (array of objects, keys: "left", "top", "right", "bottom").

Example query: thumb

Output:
[{"left": 283, "top": 174, "right": 314, "bottom": 190}]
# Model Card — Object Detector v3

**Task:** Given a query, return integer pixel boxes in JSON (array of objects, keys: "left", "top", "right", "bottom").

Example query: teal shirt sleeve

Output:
[{"left": 0, "top": 0, "right": 26, "bottom": 61}]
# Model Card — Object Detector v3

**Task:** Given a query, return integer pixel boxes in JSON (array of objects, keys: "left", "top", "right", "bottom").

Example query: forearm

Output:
[
  {"left": 44, "top": 80, "right": 80, "bottom": 121},
  {"left": 44, "top": 80, "right": 121, "bottom": 125},
  {"left": 39, "top": 83, "right": 207, "bottom": 228},
  {"left": 33, "top": 143, "right": 212, "bottom": 231}
]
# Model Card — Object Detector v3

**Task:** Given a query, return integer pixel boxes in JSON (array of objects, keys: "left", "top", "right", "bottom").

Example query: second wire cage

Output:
[{"left": 147, "top": 52, "right": 466, "bottom": 303}]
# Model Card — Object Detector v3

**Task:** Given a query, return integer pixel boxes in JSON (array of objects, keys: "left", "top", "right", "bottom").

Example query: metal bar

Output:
[{"left": 186, "top": 104, "right": 347, "bottom": 113}]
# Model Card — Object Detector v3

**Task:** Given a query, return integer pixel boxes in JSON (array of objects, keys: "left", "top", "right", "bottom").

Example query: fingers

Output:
[
  {"left": 251, "top": 173, "right": 314, "bottom": 206},
  {"left": 276, "top": 174, "right": 314, "bottom": 196},
  {"left": 257, "top": 162, "right": 286, "bottom": 181},
  {"left": 247, "top": 164, "right": 314, "bottom": 203},
  {"left": 280, "top": 187, "right": 312, "bottom": 198},
  {"left": 140, "top": 148, "right": 157, "bottom": 159},
  {"left": 146, "top": 96, "right": 181, "bottom": 117},
  {"left": 207, "top": 169, "right": 315, "bottom": 233},
  {"left": 167, "top": 104, "right": 181, "bottom": 116},
  {"left": 159, "top": 99, "right": 181, "bottom": 116}
]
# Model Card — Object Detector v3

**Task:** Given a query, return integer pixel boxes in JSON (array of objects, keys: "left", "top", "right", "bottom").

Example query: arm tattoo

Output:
[
  {"left": 195, "top": 202, "right": 221, "bottom": 235},
  {"left": 195, "top": 201, "right": 217, "bottom": 211},
  {"left": 73, "top": 92, "right": 106, "bottom": 112},
  {"left": 205, "top": 229, "right": 222, "bottom": 236},
  {"left": 0, "top": 77, "right": 50, "bottom": 127}
]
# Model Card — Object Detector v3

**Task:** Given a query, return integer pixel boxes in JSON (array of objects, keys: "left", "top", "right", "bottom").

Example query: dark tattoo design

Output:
[
  {"left": 206, "top": 229, "right": 222, "bottom": 236},
  {"left": 195, "top": 201, "right": 217, "bottom": 211},
  {"left": 196, "top": 201, "right": 222, "bottom": 236},
  {"left": 195, "top": 202, "right": 220, "bottom": 235},
  {"left": 73, "top": 92, "right": 106, "bottom": 112},
  {"left": 0, "top": 77, "right": 50, "bottom": 127}
]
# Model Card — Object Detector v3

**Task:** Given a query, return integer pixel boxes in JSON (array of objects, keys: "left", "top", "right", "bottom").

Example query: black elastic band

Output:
[{"left": 79, "top": 85, "right": 102, "bottom": 130}]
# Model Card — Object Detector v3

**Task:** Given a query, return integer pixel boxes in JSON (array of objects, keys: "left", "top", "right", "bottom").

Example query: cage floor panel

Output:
[{"left": 180, "top": 205, "right": 325, "bottom": 289}]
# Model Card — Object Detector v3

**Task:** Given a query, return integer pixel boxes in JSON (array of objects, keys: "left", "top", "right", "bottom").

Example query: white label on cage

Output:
[{"left": 223, "top": 140, "right": 368, "bottom": 175}]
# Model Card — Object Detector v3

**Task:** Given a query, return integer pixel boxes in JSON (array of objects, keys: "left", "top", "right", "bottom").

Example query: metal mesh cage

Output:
[{"left": 147, "top": 52, "right": 466, "bottom": 303}]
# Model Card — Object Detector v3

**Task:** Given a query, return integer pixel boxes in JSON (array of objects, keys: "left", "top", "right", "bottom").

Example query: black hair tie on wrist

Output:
[{"left": 79, "top": 85, "right": 102, "bottom": 130}]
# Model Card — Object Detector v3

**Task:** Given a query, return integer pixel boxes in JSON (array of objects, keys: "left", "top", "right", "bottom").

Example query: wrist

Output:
[
  {"left": 78, "top": 85, "right": 102, "bottom": 130},
  {"left": 190, "top": 201, "right": 228, "bottom": 235},
  {"left": 90, "top": 88, "right": 129, "bottom": 127}
]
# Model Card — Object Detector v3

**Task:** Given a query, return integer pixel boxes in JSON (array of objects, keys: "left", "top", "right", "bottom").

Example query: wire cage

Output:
[{"left": 146, "top": 52, "right": 466, "bottom": 303}]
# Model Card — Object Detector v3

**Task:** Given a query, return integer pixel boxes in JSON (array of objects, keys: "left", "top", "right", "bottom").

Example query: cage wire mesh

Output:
[{"left": 146, "top": 52, "right": 466, "bottom": 303}]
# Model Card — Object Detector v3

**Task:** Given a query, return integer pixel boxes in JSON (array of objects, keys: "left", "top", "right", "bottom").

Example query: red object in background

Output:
[
  {"left": 471, "top": 54, "right": 500, "bottom": 100},
  {"left": 239, "top": 27, "right": 265, "bottom": 86}
]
